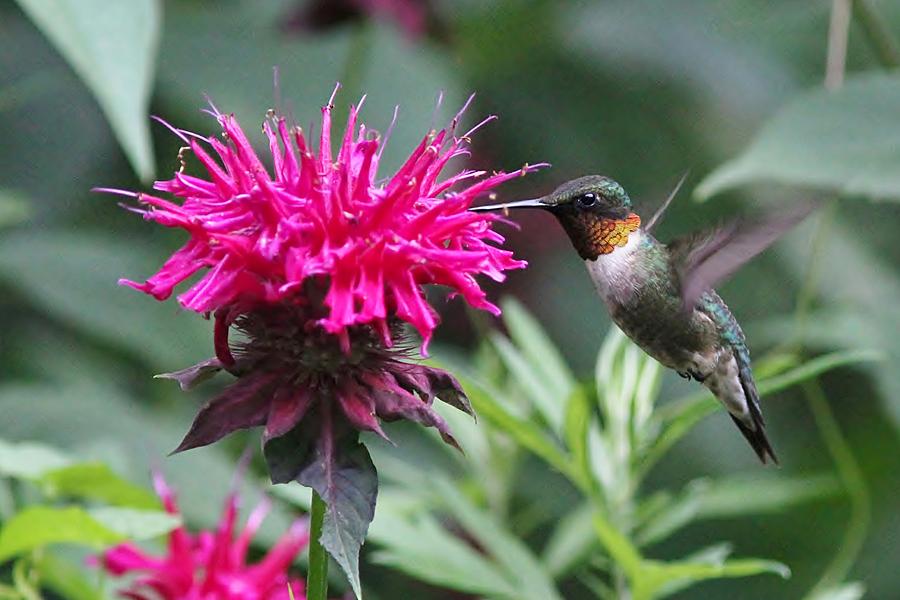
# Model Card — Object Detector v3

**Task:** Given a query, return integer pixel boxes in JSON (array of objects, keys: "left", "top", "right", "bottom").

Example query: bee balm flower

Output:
[
  {"left": 96, "top": 473, "right": 308, "bottom": 600},
  {"left": 101, "top": 89, "right": 541, "bottom": 458},
  {"left": 102, "top": 87, "right": 543, "bottom": 587}
]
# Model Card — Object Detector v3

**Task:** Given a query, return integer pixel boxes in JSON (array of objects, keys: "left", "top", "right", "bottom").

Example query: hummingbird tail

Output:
[
  {"left": 729, "top": 414, "right": 778, "bottom": 465},
  {"left": 734, "top": 360, "right": 779, "bottom": 465}
]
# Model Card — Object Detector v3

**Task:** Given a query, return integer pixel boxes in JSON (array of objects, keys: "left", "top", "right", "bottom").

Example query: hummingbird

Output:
[{"left": 472, "top": 175, "right": 814, "bottom": 464}]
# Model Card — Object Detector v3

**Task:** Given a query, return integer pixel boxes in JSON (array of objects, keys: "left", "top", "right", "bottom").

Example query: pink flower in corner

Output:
[{"left": 97, "top": 473, "right": 308, "bottom": 600}]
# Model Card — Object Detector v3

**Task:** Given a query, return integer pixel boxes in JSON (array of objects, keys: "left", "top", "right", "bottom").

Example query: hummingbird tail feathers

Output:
[{"left": 734, "top": 359, "right": 778, "bottom": 464}]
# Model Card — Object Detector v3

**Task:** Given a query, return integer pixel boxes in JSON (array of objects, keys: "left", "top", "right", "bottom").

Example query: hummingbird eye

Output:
[{"left": 576, "top": 193, "right": 598, "bottom": 209}]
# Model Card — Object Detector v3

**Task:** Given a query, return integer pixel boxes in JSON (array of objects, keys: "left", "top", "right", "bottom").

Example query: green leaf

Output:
[
  {"left": 636, "top": 473, "right": 840, "bottom": 546},
  {"left": 270, "top": 481, "right": 312, "bottom": 511},
  {"left": 697, "top": 73, "right": 900, "bottom": 200},
  {"left": 33, "top": 552, "right": 103, "bottom": 600},
  {"left": 370, "top": 511, "right": 519, "bottom": 598},
  {"left": 87, "top": 507, "right": 180, "bottom": 540},
  {"left": 268, "top": 422, "right": 377, "bottom": 600},
  {"left": 0, "top": 506, "right": 122, "bottom": 562},
  {"left": 644, "top": 349, "right": 882, "bottom": 474},
  {"left": 41, "top": 463, "right": 160, "bottom": 509},
  {"left": 0, "top": 190, "right": 30, "bottom": 228},
  {"left": 0, "top": 231, "right": 211, "bottom": 370},
  {"left": 12, "top": 559, "right": 41, "bottom": 600},
  {"left": 640, "top": 556, "right": 790, "bottom": 600},
  {"left": 14, "top": 0, "right": 160, "bottom": 180},
  {"left": 564, "top": 387, "right": 592, "bottom": 489},
  {"left": 541, "top": 501, "right": 595, "bottom": 577},
  {"left": 808, "top": 582, "right": 866, "bottom": 600},
  {"left": 490, "top": 333, "right": 564, "bottom": 432},
  {"left": 692, "top": 472, "right": 841, "bottom": 518},
  {"left": 501, "top": 297, "right": 577, "bottom": 404},
  {"left": 461, "top": 377, "right": 579, "bottom": 488},
  {"left": 0, "top": 383, "right": 296, "bottom": 551},
  {"left": 0, "top": 439, "right": 72, "bottom": 480},
  {"left": 430, "top": 478, "right": 563, "bottom": 600}
]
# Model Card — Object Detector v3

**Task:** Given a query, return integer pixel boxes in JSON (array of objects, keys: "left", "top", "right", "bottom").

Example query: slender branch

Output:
[
  {"left": 803, "top": 381, "right": 871, "bottom": 597},
  {"left": 825, "top": 0, "right": 853, "bottom": 90},
  {"left": 306, "top": 490, "right": 329, "bottom": 600},
  {"left": 853, "top": 0, "right": 900, "bottom": 68}
]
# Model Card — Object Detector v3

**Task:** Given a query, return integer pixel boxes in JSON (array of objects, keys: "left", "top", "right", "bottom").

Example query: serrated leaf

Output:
[
  {"left": 87, "top": 507, "right": 180, "bottom": 540},
  {"left": 14, "top": 0, "right": 160, "bottom": 180},
  {"left": 0, "top": 439, "right": 72, "bottom": 480},
  {"left": 267, "top": 416, "right": 377, "bottom": 600},
  {"left": 697, "top": 73, "right": 900, "bottom": 200},
  {"left": 310, "top": 440, "right": 377, "bottom": 600},
  {"left": 0, "top": 506, "right": 122, "bottom": 562},
  {"left": 41, "top": 463, "right": 160, "bottom": 509}
]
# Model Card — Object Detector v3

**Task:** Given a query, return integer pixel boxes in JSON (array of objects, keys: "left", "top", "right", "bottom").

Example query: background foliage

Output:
[{"left": 1, "top": 0, "right": 899, "bottom": 598}]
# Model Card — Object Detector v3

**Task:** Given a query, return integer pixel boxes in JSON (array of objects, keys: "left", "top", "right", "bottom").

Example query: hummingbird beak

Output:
[{"left": 469, "top": 198, "right": 550, "bottom": 213}]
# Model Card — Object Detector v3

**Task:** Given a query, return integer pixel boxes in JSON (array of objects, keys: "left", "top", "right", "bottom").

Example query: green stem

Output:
[
  {"left": 853, "top": 0, "right": 900, "bottom": 68},
  {"left": 306, "top": 490, "right": 329, "bottom": 600},
  {"left": 790, "top": 200, "right": 838, "bottom": 352},
  {"left": 803, "top": 380, "right": 871, "bottom": 597}
]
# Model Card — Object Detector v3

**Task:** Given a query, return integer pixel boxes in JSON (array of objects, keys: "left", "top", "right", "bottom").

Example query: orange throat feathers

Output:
[{"left": 589, "top": 212, "right": 641, "bottom": 257}]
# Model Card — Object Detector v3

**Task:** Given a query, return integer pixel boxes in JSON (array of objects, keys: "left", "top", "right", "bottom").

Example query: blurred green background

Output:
[{"left": 1, "top": 0, "right": 899, "bottom": 598}]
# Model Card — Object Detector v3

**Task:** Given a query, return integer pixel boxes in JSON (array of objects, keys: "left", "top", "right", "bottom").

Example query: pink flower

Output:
[
  {"left": 107, "top": 90, "right": 538, "bottom": 356},
  {"left": 96, "top": 473, "right": 308, "bottom": 600},
  {"left": 100, "top": 89, "right": 544, "bottom": 560}
]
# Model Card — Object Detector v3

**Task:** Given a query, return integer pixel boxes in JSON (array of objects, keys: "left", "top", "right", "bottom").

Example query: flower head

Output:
[
  {"left": 103, "top": 88, "right": 543, "bottom": 582},
  {"left": 102, "top": 89, "right": 543, "bottom": 520},
  {"left": 109, "top": 89, "right": 539, "bottom": 356},
  {"left": 96, "top": 473, "right": 308, "bottom": 600}
]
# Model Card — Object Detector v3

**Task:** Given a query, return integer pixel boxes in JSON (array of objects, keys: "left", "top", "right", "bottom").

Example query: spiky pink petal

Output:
[
  {"left": 97, "top": 475, "right": 308, "bottom": 600},
  {"left": 112, "top": 96, "right": 543, "bottom": 353}
]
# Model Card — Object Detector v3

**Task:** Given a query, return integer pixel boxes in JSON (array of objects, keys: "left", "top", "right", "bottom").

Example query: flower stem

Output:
[
  {"left": 803, "top": 380, "right": 871, "bottom": 596},
  {"left": 307, "top": 490, "right": 329, "bottom": 600}
]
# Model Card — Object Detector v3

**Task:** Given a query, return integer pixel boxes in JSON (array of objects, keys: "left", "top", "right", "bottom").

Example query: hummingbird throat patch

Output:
[{"left": 593, "top": 212, "right": 642, "bottom": 254}]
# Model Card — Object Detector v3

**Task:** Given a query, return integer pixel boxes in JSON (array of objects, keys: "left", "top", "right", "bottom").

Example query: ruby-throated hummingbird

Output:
[{"left": 473, "top": 175, "right": 814, "bottom": 464}]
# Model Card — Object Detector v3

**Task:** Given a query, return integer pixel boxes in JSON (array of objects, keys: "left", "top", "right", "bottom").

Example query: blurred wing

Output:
[
  {"left": 669, "top": 201, "right": 818, "bottom": 310},
  {"left": 645, "top": 171, "right": 689, "bottom": 234}
]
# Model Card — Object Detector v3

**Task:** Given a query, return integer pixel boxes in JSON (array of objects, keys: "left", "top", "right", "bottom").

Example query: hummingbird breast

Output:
[{"left": 584, "top": 230, "right": 720, "bottom": 371}]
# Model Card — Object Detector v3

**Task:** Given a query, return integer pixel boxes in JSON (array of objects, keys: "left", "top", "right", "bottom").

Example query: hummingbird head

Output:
[{"left": 471, "top": 175, "right": 641, "bottom": 260}]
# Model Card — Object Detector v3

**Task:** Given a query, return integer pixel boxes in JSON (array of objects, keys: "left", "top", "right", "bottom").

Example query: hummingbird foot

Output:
[
  {"left": 677, "top": 369, "right": 709, "bottom": 383},
  {"left": 688, "top": 369, "right": 708, "bottom": 383}
]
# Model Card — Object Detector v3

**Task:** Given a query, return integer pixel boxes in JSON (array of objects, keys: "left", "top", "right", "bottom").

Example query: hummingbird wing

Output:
[
  {"left": 669, "top": 201, "right": 817, "bottom": 310},
  {"left": 644, "top": 171, "right": 689, "bottom": 234}
]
